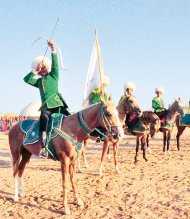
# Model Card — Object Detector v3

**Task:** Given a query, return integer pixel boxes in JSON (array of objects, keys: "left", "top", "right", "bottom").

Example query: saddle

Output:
[
  {"left": 179, "top": 114, "right": 190, "bottom": 126},
  {"left": 20, "top": 113, "right": 64, "bottom": 160}
]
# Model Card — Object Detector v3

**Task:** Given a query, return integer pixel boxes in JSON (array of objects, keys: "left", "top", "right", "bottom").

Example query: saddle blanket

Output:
[
  {"left": 20, "top": 113, "right": 63, "bottom": 145},
  {"left": 179, "top": 114, "right": 190, "bottom": 126}
]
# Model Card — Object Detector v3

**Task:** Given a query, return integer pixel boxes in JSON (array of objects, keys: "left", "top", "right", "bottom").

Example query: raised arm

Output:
[{"left": 48, "top": 40, "right": 59, "bottom": 79}]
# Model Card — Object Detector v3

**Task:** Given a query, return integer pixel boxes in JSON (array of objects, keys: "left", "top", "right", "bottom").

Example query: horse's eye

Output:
[
  {"left": 129, "top": 100, "right": 133, "bottom": 103},
  {"left": 106, "top": 113, "right": 112, "bottom": 117}
]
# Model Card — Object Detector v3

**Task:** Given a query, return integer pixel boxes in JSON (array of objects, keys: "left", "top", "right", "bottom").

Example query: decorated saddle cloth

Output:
[
  {"left": 132, "top": 122, "right": 150, "bottom": 133},
  {"left": 20, "top": 113, "right": 64, "bottom": 145},
  {"left": 179, "top": 114, "right": 190, "bottom": 126}
]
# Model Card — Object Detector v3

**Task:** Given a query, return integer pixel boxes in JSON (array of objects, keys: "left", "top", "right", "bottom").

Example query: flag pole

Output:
[{"left": 95, "top": 28, "right": 104, "bottom": 98}]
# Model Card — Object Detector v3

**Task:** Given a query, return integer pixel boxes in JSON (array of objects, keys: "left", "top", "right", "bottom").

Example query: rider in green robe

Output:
[
  {"left": 152, "top": 87, "right": 167, "bottom": 120},
  {"left": 120, "top": 82, "right": 138, "bottom": 133},
  {"left": 24, "top": 40, "right": 70, "bottom": 156},
  {"left": 88, "top": 75, "right": 110, "bottom": 142},
  {"left": 89, "top": 75, "right": 110, "bottom": 104}
]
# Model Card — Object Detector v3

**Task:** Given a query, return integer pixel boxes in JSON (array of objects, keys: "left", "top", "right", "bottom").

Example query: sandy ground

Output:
[{"left": 1, "top": 127, "right": 190, "bottom": 219}]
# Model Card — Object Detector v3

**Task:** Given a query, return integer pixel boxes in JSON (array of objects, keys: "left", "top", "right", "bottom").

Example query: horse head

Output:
[
  {"left": 118, "top": 95, "right": 142, "bottom": 115},
  {"left": 169, "top": 98, "right": 185, "bottom": 116},
  {"left": 143, "top": 111, "right": 160, "bottom": 137},
  {"left": 100, "top": 99, "right": 123, "bottom": 139}
]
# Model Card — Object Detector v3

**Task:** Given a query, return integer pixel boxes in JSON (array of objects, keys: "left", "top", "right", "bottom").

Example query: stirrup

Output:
[
  {"left": 96, "top": 137, "right": 101, "bottom": 143},
  {"left": 39, "top": 148, "right": 48, "bottom": 158}
]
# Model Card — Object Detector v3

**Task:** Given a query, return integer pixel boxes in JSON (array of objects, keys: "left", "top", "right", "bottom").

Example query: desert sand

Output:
[{"left": 1, "top": 128, "right": 190, "bottom": 219}]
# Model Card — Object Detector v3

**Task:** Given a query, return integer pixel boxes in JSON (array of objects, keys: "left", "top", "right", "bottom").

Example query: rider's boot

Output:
[{"left": 39, "top": 131, "right": 48, "bottom": 158}]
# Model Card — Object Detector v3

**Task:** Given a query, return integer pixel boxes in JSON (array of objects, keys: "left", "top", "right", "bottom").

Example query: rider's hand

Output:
[
  {"left": 36, "top": 63, "right": 43, "bottom": 72},
  {"left": 47, "top": 40, "right": 56, "bottom": 53}
]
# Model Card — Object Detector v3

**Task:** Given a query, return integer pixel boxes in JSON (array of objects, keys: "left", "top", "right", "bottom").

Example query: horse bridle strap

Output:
[
  {"left": 78, "top": 111, "right": 94, "bottom": 137},
  {"left": 54, "top": 128, "right": 82, "bottom": 152},
  {"left": 78, "top": 103, "right": 112, "bottom": 138}
]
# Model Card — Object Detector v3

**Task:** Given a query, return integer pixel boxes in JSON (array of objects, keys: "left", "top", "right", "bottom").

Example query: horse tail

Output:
[{"left": 8, "top": 122, "right": 23, "bottom": 177}]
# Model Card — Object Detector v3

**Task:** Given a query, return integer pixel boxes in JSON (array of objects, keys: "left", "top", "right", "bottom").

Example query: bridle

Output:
[
  {"left": 78, "top": 103, "right": 119, "bottom": 137},
  {"left": 118, "top": 96, "right": 140, "bottom": 115}
]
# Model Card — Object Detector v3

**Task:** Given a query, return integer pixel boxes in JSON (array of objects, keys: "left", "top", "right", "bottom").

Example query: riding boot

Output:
[{"left": 39, "top": 131, "right": 48, "bottom": 158}]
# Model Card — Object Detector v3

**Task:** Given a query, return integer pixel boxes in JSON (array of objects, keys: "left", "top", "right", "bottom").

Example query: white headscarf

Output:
[{"left": 31, "top": 56, "right": 51, "bottom": 73}]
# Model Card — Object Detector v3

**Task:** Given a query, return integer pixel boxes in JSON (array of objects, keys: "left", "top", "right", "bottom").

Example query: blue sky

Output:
[{"left": 1, "top": 0, "right": 190, "bottom": 114}]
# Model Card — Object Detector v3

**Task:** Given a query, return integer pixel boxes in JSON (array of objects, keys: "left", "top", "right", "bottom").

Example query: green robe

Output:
[
  {"left": 89, "top": 88, "right": 107, "bottom": 105},
  {"left": 24, "top": 53, "right": 68, "bottom": 110},
  {"left": 152, "top": 97, "right": 164, "bottom": 113}
]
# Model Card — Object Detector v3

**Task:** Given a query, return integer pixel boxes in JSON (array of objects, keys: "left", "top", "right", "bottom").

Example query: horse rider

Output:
[
  {"left": 152, "top": 87, "right": 167, "bottom": 121},
  {"left": 120, "top": 82, "right": 139, "bottom": 133},
  {"left": 89, "top": 75, "right": 110, "bottom": 105},
  {"left": 88, "top": 75, "right": 110, "bottom": 142},
  {"left": 23, "top": 39, "right": 70, "bottom": 156}
]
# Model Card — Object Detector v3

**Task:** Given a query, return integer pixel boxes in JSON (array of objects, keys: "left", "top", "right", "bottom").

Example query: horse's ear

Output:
[{"left": 108, "top": 94, "right": 112, "bottom": 101}]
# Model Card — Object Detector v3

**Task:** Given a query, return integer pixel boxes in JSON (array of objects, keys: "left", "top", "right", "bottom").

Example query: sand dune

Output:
[{"left": 0, "top": 127, "right": 190, "bottom": 218}]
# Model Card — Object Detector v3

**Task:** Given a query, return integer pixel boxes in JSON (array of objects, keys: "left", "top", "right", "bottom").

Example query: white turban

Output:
[
  {"left": 102, "top": 75, "right": 110, "bottom": 86},
  {"left": 124, "top": 82, "right": 136, "bottom": 92},
  {"left": 31, "top": 56, "right": 51, "bottom": 73},
  {"left": 155, "top": 87, "right": 164, "bottom": 94}
]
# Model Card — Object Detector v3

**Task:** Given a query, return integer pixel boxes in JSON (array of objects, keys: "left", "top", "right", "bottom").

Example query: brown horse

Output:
[
  {"left": 78, "top": 95, "right": 141, "bottom": 175},
  {"left": 128, "top": 111, "right": 160, "bottom": 164},
  {"left": 147, "top": 99, "right": 185, "bottom": 154},
  {"left": 9, "top": 100, "right": 122, "bottom": 215}
]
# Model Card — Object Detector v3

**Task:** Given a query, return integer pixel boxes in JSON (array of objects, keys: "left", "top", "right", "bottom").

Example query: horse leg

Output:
[
  {"left": 163, "top": 131, "right": 167, "bottom": 154},
  {"left": 77, "top": 138, "right": 89, "bottom": 173},
  {"left": 60, "top": 155, "right": 70, "bottom": 215},
  {"left": 146, "top": 134, "right": 151, "bottom": 153},
  {"left": 113, "top": 142, "right": 120, "bottom": 174},
  {"left": 99, "top": 140, "right": 110, "bottom": 176},
  {"left": 69, "top": 161, "right": 84, "bottom": 207},
  {"left": 11, "top": 146, "right": 22, "bottom": 202},
  {"left": 134, "top": 137, "right": 140, "bottom": 164},
  {"left": 83, "top": 140, "right": 89, "bottom": 168},
  {"left": 17, "top": 148, "right": 32, "bottom": 198},
  {"left": 141, "top": 136, "right": 148, "bottom": 162},
  {"left": 176, "top": 126, "right": 186, "bottom": 151},
  {"left": 107, "top": 146, "right": 111, "bottom": 160},
  {"left": 167, "top": 131, "right": 171, "bottom": 154}
]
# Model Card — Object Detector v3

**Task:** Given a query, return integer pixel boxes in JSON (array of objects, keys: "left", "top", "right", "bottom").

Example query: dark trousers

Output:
[
  {"left": 155, "top": 110, "right": 168, "bottom": 120},
  {"left": 39, "top": 106, "right": 70, "bottom": 132}
]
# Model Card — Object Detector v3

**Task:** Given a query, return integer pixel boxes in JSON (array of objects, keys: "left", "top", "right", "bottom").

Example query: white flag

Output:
[{"left": 82, "top": 39, "right": 104, "bottom": 108}]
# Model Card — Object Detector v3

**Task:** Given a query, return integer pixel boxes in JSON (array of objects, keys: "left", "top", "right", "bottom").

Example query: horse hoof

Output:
[
  {"left": 13, "top": 196, "right": 19, "bottom": 202},
  {"left": 19, "top": 193, "right": 24, "bottom": 198},
  {"left": 64, "top": 207, "right": 71, "bottom": 215},
  {"left": 76, "top": 198, "right": 84, "bottom": 206},
  {"left": 115, "top": 169, "right": 120, "bottom": 174},
  {"left": 99, "top": 171, "right": 103, "bottom": 176},
  {"left": 115, "top": 166, "right": 120, "bottom": 174},
  {"left": 77, "top": 169, "right": 83, "bottom": 173},
  {"left": 85, "top": 164, "right": 89, "bottom": 169},
  {"left": 107, "top": 155, "right": 111, "bottom": 160}
]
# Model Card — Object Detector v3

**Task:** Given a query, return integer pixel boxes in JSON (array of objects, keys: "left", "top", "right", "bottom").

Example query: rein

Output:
[{"left": 78, "top": 103, "right": 113, "bottom": 140}]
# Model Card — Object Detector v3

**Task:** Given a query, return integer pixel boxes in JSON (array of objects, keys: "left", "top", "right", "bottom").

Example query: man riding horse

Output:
[
  {"left": 89, "top": 75, "right": 110, "bottom": 104},
  {"left": 23, "top": 40, "right": 70, "bottom": 157},
  {"left": 152, "top": 87, "right": 167, "bottom": 123},
  {"left": 87, "top": 75, "right": 110, "bottom": 142},
  {"left": 120, "top": 82, "right": 140, "bottom": 133}
]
